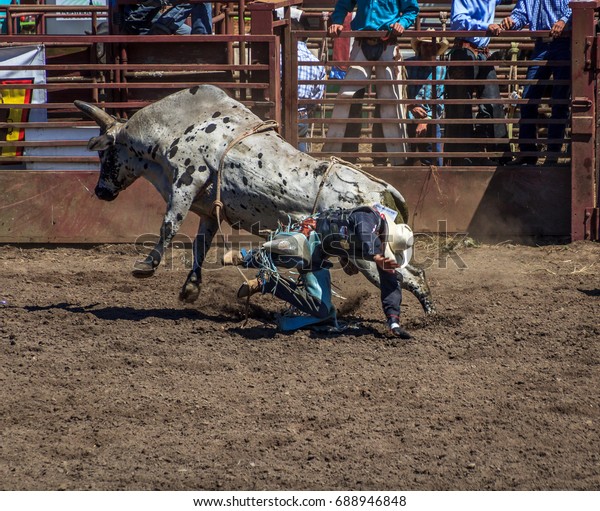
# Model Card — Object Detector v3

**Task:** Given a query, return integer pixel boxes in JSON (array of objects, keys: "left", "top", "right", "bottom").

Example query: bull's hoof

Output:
[
  {"left": 132, "top": 260, "right": 156, "bottom": 278},
  {"left": 179, "top": 281, "right": 200, "bottom": 303}
]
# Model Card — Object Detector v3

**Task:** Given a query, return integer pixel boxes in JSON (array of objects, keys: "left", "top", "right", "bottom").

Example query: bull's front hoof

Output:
[
  {"left": 425, "top": 305, "right": 437, "bottom": 316},
  {"left": 132, "top": 260, "right": 156, "bottom": 278},
  {"left": 179, "top": 281, "right": 200, "bottom": 303}
]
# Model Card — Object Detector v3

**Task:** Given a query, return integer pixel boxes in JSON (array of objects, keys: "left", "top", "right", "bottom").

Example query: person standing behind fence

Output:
[
  {"left": 406, "top": 33, "right": 448, "bottom": 166},
  {"left": 121, "top": 1, "right": 212, "bottom": 35},
  {"left": 276, "top": 8, "right": 326, "bottom": 153},
  {"left": 501, "top": 0, "right": 572, "bottom": 166},
  {"left": 445, "top": 0, "right": 510, "bottom": 166},
  {"left": 323, "top": 0, "right": 419, "bottom": 166}
]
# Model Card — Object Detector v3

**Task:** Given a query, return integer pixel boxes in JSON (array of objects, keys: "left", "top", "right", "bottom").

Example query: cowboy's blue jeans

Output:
[{"left": 519, "top": 39, "right": 571, "bottom": 155}]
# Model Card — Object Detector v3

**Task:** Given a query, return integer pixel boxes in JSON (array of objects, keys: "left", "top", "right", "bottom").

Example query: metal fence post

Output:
[{"left": 570, "top": 0, "right": 599, "bottom": 241}]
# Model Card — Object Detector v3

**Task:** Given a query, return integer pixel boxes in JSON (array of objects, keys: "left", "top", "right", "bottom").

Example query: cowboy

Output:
[
  {"left": 445, "top": 0, "right": 511, "bottom": 166},
  {"left": 275, "top": 7, "right": 325, "bottom": 153},
  {"left": 406, "top": 31, "right": 449, "bottom": 166},
  {"left": 322, "top": 0, "right": 419, "bottom": 165},
  {"left": 223, "top": 206, "right": 414, "bottom": 339},
  {"left": 501, "top": 0, "right": 572, "bottom": 166}
]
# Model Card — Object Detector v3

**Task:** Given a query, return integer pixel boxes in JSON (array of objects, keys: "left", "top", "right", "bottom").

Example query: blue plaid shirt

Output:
[
  {"left": 406, "top": 59, "right": 446, "bottom": 120},
  {"left": 450, "top": 0, "right": 503, "bottom": 48},
  {"left": 509, "top": 0, "right": 572, "bottom": 31},
  {"left": 297, "top": 41, "right": 326, "bottom": 102}
]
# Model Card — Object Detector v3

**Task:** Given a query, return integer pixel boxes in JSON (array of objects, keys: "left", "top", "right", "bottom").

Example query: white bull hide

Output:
[{"left": 75, "top": 85, "right": 435, "bottom": 314}]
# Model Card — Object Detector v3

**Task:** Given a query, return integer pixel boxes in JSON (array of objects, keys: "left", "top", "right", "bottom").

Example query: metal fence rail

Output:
[{"left": 289, "top": 29, "right": 573, "bottom": 169}]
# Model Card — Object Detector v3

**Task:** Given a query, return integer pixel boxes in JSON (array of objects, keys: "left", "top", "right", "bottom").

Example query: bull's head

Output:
[{"left": 74, "top": 100, "right": 139, "bottom": 201}]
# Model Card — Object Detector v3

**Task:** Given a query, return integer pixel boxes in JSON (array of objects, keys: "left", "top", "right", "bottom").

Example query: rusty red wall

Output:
[{"left": 0, "top": 168, "right": 570, "bottom": 243}]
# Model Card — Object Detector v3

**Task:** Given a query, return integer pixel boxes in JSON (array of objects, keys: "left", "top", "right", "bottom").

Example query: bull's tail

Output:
[{"left": 381, "top": 185, "right": 410, "bottom": 225}]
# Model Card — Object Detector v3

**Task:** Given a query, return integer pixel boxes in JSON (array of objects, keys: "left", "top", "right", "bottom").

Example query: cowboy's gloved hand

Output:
[
  {"left": 487, "top": 23, "right": 502, "bottom": 36},
  {"left": 389, "top": 23, "right": 404, "bottom": 36},
  {"left": 411, "top": 106, "right": 428, "bottom": 119},
  {"left": 373, "top": 254, "right": 399, "bottom": 274},
  {"left": 500, "top": 17, "right": 514, "bottom": 30},
  {"left": 328, "top": 24, "right": 343, "bottom": 37},
  {"left": 550, "top": 20, "right": 566, "bottom": 38}
]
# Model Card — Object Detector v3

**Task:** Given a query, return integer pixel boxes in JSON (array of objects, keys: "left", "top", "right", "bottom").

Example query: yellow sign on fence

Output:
[{"left": 1, "top": 80, "right": 32, "bottom": 157}]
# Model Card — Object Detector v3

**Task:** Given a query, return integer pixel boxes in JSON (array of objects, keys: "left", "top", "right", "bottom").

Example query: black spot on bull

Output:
[
  {"left": 184, "top": 125, "right": 195, "bottom": 135},
  {"left": 223, "top": 117, "right": 230, "bottom": 123},
  {"left": 177, "top": 172, "right": 193, "bottom": 187},
  {"left": 313, "top": 162, "right": 328, "bottom": 178},
  {"left": 151, "top": 145, "right": 159, "bottom": 159},
  {"left": 185, "top": 158, "right": 191, "bottom": 166},
  {"left": 176, "top": 213, "right": 183, "bottom": 222},
  {"left": 242, "top": 176, "right": 248, "bottom": 186},
  {"left": 186, "top": 165, "right": 196, "bottom": 174},
  {"left": 212, "top": 111, "right": 221, "bottom": 118},
  {"left": 168, "top": 137, "right": 180, "bottom": 158},
  {"left": 205, "top": 123, "right": 217, "bottom": 134}
]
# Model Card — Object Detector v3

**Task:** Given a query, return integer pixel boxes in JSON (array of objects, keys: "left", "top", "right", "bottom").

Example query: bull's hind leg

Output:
[
  {"left": 355, "top": 260, "right": 436, "bottom": 315},
  {"left": 179, "top": 216, "right": 219, "bottom": 303}
]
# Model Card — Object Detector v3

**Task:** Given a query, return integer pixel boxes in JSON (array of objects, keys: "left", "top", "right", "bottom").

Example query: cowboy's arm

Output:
[
  {"left": 559, "top": 1, "right": 572, "bottom": 25},
  {"left": 502, "top": 0, "right": 528, "bottom": 31},
  {"left": 396, "top": 0, "right": 419, "bottom": 29},
  {"left": 330, "top": 0, "right": 356, "bottom": 26}
]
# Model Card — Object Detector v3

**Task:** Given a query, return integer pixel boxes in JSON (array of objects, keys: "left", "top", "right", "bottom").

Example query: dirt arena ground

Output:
[{"left": 0, "top": 240, "right": 598, "bottom": 490}]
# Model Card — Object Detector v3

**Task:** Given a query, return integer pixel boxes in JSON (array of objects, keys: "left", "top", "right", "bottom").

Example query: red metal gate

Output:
[{"left": 0, "top": 0, "right": 598, "bottom": 242}]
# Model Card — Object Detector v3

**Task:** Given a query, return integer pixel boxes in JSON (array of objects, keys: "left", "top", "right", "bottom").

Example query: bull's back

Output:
[{"left": 128, "top": 85, "right": 262, "bottom": 140}]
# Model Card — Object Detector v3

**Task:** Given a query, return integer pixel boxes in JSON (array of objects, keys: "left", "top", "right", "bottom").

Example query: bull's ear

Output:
[{"left": 87, "top": 133, "right": 115, "bottom": 151}]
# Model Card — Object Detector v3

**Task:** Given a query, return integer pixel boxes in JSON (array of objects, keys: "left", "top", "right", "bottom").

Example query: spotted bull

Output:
[{"left": 75, "top": 85, "right": 435, "bottom": 314}]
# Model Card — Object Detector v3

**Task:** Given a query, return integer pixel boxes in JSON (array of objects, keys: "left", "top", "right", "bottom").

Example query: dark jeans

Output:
[
  {"left": 407, "top": 122, "right": 435, "bottom": 165},
  {"left": 122, "top": 2, "right": 212, "bottom": 35},
  {"left": 445, "top": 47, "right": 509, "bottom": 163},
  {"left": 378, "top": 266, "right": 402, "bottom": 321},
  {"left": 519, "top": 39, "right": 571, "bottom": 155}
]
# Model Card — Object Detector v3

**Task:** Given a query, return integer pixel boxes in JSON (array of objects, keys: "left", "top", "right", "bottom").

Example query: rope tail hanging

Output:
[
  {"left": 208, "top": 119, "right": 279, "bottom": 326},
  {"left": 507, "top": 42, "right": 521, "bottom": 153}
]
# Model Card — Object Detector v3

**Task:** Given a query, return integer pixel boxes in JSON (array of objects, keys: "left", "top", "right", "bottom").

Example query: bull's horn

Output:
[{"left": 74, "top": 100, "right": 115, "bottom": 130}]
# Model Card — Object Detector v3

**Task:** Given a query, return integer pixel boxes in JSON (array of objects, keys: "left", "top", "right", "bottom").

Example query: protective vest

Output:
[{"left": 315, "top": 206, "right": 385, "bottom": 259}]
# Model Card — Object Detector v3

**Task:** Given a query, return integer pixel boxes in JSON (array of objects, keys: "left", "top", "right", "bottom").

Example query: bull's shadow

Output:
[
  {"left": 467, "top": 165, "right": 570, "bottom": 241},
  {"left": 578, "top": 288, "right": 600, "bottom": 297},
  {"left": 229, "top": 316, "right": 386, "bottom": 340},
  {"left": 21, "top": 302, "right": 230, "bottom": 323}
]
